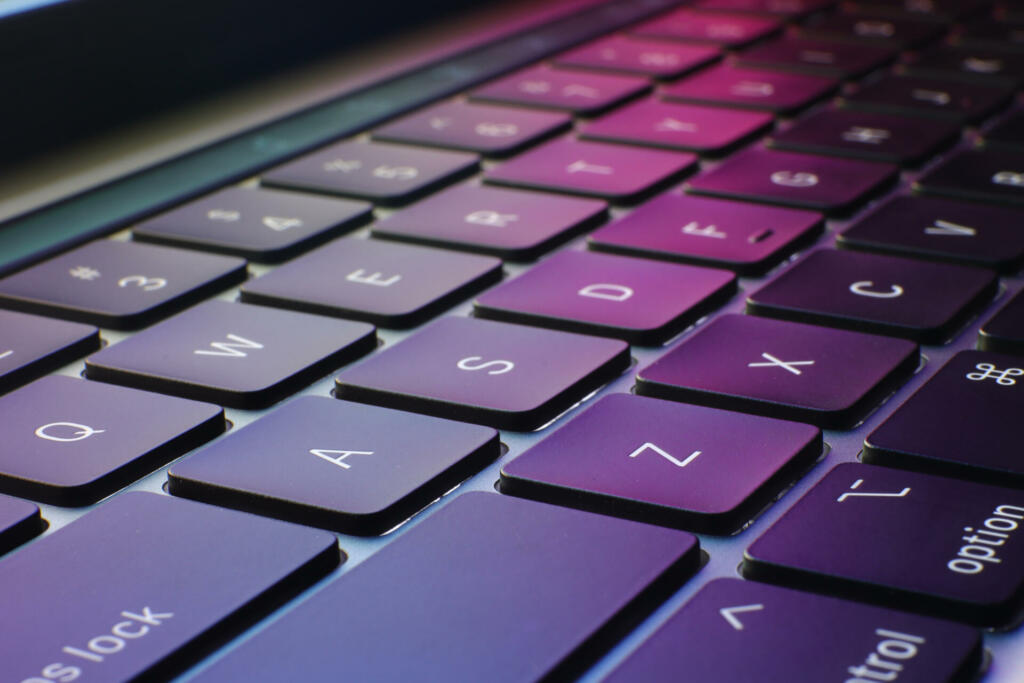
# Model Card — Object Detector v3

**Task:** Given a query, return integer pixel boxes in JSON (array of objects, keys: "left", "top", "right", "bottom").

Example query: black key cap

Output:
[
  {"left": 662, "top": 64, "right": 838, "bottom": 115},
  {"left": 0, "top": 493, "right": 43, "bottom": 556},
  {"left": 0, "top": 310, "right": 99, "bottom": 394},
  {"left": 979, "top": 288, "right": 1024, "bottom": 354},
  {"left": 0, "top": 376, "right": 223, "bottom": 506},
  {"left": 864, "top": 350, "right": 1024, "bottom": 485},
  {"left": 686, "top": 146, "right": 898, "bottom": 214},
  {"left": 915, "top": 148, "right": 1024, "bottom": 206},
  {"left": 188, "top": 492, "right": 701, "bottom": 683},
  {"left": 169, "top": 396, "right": 498, "bottom": 535},
  {"left": 85, "top": 300, "right": 376, "bottom": 408},
  {"left": 736, "top": 37, "right": 896, "bottom": 79},
  {"left": 604, "top": 579, "right": 982, "bottom": 683},
  {"left": 499, "top": 394, "right": 821, "bottom": 534},
  {"left": 2, "top": 491, "right": 340, "bottom": 682},
  {"left": 840, "top": 74, "right": 1012, "bottom": 123},
  {"left": 981, "top": 109, "right": 1024, "bottom": 151},
  {"left": 799, "top": 13, "right": 946, "bottom": 48},
  {"left": 955, "top": 18, "right": 1024, "bottom": 52},
  {"left": 693, "top": 0, "right": 835, "bottom": 16},
  {"left": 262, "top": 140, "right": 479, "bottom": 206},
  {"left": 905, "top": 46, "right": 1024, "bottom": 87},
  {"left": 743, "top": 463, "right": 1024, "bottom": 626},
  {"left": 844, "top": 0, "right": 989, "bottom": 21},
  {"left": 132, "top": 186, "right": 372, "bottom": 262},
  {"left": 0, "top": 240, "right": 246, "bottom": 329},
  {"left": 837, "top": 195, "right": 1024, "bottom": 272},
  {"left": 334, "top": 316, "right": 629, "bottom": 430},
  {"left": 635, "top": 314, "right": 918, "bottom": 428},
  {"left": 239, "top": 238, "right": 502, "bottom": 328},
  {"left": 746, "top": 249, "right": 998, "bottom": 343},
  {"left": 766, "top": 108, "right": 959, "bottom": 166}
]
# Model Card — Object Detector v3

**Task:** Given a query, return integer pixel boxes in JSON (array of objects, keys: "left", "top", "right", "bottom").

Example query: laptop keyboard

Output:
[{"left": 3, "top": 0, "right": 1024, "bottom": 680}]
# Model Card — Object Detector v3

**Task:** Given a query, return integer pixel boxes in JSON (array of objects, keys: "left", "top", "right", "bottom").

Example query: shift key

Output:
[{"left": 2, "top": 492, "right": 341, "bottom": 682}]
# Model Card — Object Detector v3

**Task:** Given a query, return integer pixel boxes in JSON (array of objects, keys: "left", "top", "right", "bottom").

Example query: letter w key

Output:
[
  {"left": 194, "top": 334, "right": 264, "bottom": 358},
  {"left": 628, "top": 442, "right": 701, "bottom": 468}
]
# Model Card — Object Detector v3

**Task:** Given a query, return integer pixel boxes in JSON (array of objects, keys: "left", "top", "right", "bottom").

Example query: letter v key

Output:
[{"left": 628, "top": 442, "right": 701, "bottom": 468}]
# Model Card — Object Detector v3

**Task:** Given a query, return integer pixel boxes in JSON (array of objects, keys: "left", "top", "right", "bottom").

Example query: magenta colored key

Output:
[
  {"left": 371, "top": 100, "right": 570, "bottom": 156},
  {"left": 631, "top": 9, "right": 782, "bottom": 47},
  {"left": 486, "top": 138, "right": 698, "bottom": 204},
  {"left": 553, "top": 35, "right": 720, "bottom": 79},
  {"left": 685, "top": 146, "right": 898, "bottom": 214},
  {"left": 662, "top": 64, "right": 837, "bottom": 114},
  {"left": 605, "top": 579, "right": 982, "bottom": 682},
  {"left": 744, "top": 463, "right": 1024, "bottom": 625},
  {"left": 500, "top": 393, "right": 821, "bottom": 533},
  {"left": 470, "top": 65, "right": 650, "bottom": 115},
  {"left": 371, "top": 183, "right": 607, "bottom": 260},
  {"left": 261, "top": 140, "right": 478, "bottom": 205},
  {"left": 0, "top": 493, "right": 43, "bottom": 556},
  {"left": 636, "top": 314, "right": 919, "bottom": 428},
  {"left": 170, "top": 396, "right": 498, "bottom": 535},
  {"left": 335, "top": 316, "right": 630, "bottom": 430},
  {"left": 474, "top": 250, "right": 736, "bottom": 344},
  {"left": 239, "top": 238, "right": 501, "bottom": 328},
  {"left": 737, "top": 37, "right": 895, "bottom": 79},
  {"left": 0, "top": 310, "right": 99, "bottom": 394},
  {"left": 0, "top": 375, "right": 223, "bottom": 505},
  {"left": 580, "top": 99, "right": 772, "bottom": 154},
  {"left": 747, "top": 249, "right": 999, "bottom": 343},
  {"left": 694, "top": 0, "right": 835, "bottom": 16},
  {"left": 588, "top": 193, "right": 823, "bottom": 275}
]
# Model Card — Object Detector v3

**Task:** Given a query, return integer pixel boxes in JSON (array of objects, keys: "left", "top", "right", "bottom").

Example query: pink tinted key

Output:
[
  {"left": 485, "top": 138, "right": 697, "bottom": 204},
  {"left": 662, "top": 64, "right": 837, "bottom": 114},
  {"left": 470, "top": 65, "right": 649, "bottom": 115},
  {"left": 554, "top": 35, "right": 720, "bottom": 79},
  {"left": 631, "top": 9, "right": 782, "bottom": 47}
]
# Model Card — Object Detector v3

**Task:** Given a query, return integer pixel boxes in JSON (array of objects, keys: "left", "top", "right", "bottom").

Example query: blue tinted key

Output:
[
  {"left": 636, "top": 314, "right": 918, "bottom": 428},
  {"left": 2, "top": 492, "right": 340, "bottom": 682},
  {"left": 85, "top": 300, "right": 376, "bottom": 408},
  {"left": 0, "top": 310, "right": 99, "bottom": 394},
  {"left": 747, "top": 249, "right": 998, "bottom": 343},
  {"left": 500, "top": 393, "right": 821, "bottom": 533},
  {"left": 169, "top": 396, "right": 498, "bottom": 535},
  {"left": 0, "top": 240, "right": 246, "bottom": 329},
  {"left": 605, "top": 579, "right": 982, "bottom": 682},
  {"left": 189, "top": 492, "right": 700, "bottom": 683},
  {"left": 0, "top": 376, "right": 223, "bottom": 505},
  {"left": 0, "top": 493, "right": 43, "bottom": 556},
  {"left": 744, "top": 463, "right": 1024, "bottom": 625}
]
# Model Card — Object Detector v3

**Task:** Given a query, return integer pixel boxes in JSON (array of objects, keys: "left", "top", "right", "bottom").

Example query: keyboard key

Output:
[
  {"left": 0, "top": 493, "right": 43, "bottom": 556},
  {"left": 0, "top": 240, "right": 246, "bottom": 329},
  {"left": 662, "top": 64, "right": 837, "bottom": 114},
  {"left": 736, "top": 37, "right": 896, "bottom": 79},
  {"left": 844, "top": 0, "right": 988, "bottom": 21},
  {"left": 2, "top": 491, "right": 340, "bottom": 681},
  {"left": 0, "top": 376, "right": 223, "bottom": 506},
  {"left": 915, "top": 148, "right": 1024, "bottom": 206},
  {"left": 955, "top": 18, "right": 1024, "bottom": 52},
  {"left": 188, "top": 492, "right": 700, "bottom": 683},
  {"left": 747, "top": 249, "right": 998, "bottom": 343},
  {"left": 905, "top": 46, "right": 1024, "bottom": 87},
  {"left": 631, "top": 9, "right": 782, "bottom": 47},
  {"left": 580, "top": 99, "right": 773, "bottom": 155},
  {"left": 335, "top": 316, "right": 629, "bottom": 430},
  {"left": 839, "top": 74, "right": 1012, "bottom": 123},
  {"left": 169, "top": 396, "right": 498, "bottom": 535},
  {"left": 371, "top": 100, "right": 570, "bottom": 157},
  {"left": 604, "top": 578, "right": 982, "bottom": 682},
  {"left": 837, "top": 195, "right": 1024, "bottom": 273},
  {"left": 636, "top": 314, "right": 918, "bottom": 428},
  {"left": 693, "top": 0, "right": 835, "bottom": 16},
  {"left": 474, "top": 250, "right": 735, "bottom": 345},
  {"left": 470, "top": 65, "right": 650, "bottom": 115},
  {"left": 766, "top": 108, "right": 959, "bottom": 166},
  {"left": 981, "top": 109, "right": 1024, "bottom": 151},
  {"left": 239, "top": 238, "right": 502, "bottom": 328},
  {"left": 371, "top": 183, "right": 607, "bottom": 260},
  {"left": 553, "top": 35, "right": 720, "bottom": 79},
  {"left": 979, "top": 289, "right": 1024, "bottom": 354},
  {"left": 686, "top": 146, "right": 898, "bottom": 214},
  {"left": 743, "top": 463, "right": 1024, "bottom": 625},
  {"left": 864, "top": 351, "right": 1024, "bottom": 485},
  {"left": 85, "top": 300, "right": 376, "bottom": 408},
  {"left": 0, "top": 310, "right": 99, "bottom": 394},
  {"left": 799, "top": 13, "right": 946, "bottom": 48},
  {"left": 262, "top": 140, "right": 478, "bottom": 205},
  {"left": 132, "top": 186, "right": 372, "bottom": 262},
  {"left": 499, "top": 393, "right": 821, "bottom": 533},
  {"left": 588, "top": 193, "right": 824, "bottom": 275},
  {"left": 485, "top": 138, "right": 698, "bottom": 204}
]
